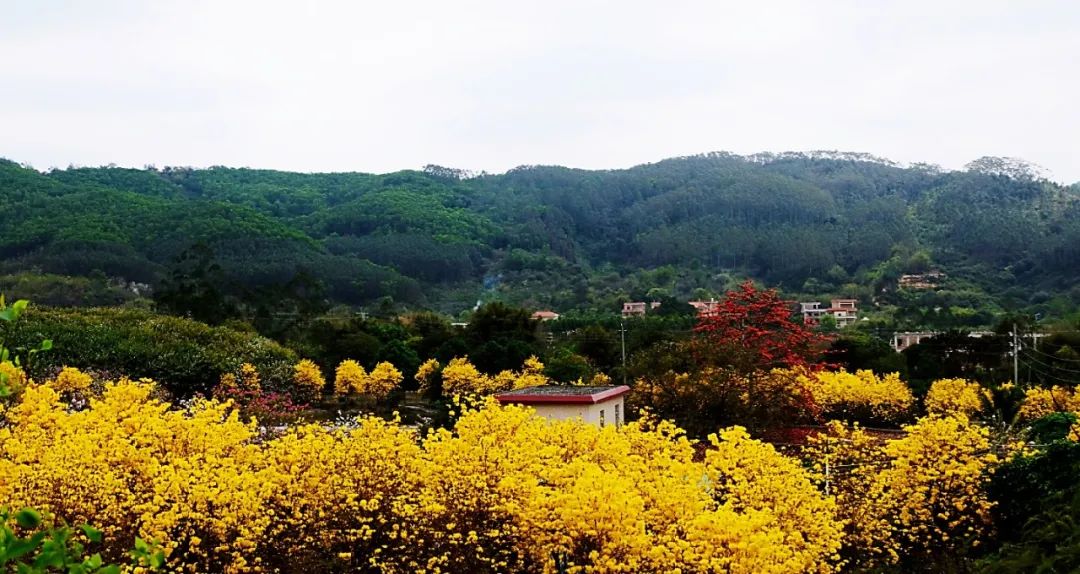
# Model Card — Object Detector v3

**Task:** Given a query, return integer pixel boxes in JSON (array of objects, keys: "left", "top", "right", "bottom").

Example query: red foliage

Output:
[
  {"left": 212, "top": 387, "right": 305, "bottom": 427},
  {"left": 694, "top": 280, "right": 827, "bottom": 371}
]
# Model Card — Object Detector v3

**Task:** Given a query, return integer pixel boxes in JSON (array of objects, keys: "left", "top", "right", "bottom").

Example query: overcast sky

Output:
[{"left": 2, "top": 1, "right": 1078, "bottom": 182}]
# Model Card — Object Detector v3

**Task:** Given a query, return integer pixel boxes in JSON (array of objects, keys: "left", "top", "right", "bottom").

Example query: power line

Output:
[
  {"left": 1021, "top": 350, "right": 1080, "bottom": 376},
  {"left": 1023, "top": 345, "right": 1080, "bottom": 365},
  {"left": 1020, "top": 359, "right": 1080, "bottom": 386}
]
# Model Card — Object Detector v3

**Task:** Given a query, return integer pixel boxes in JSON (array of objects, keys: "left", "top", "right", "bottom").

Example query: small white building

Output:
[{"left": 494, "top": 385, "right": 631, "bottom": 428}]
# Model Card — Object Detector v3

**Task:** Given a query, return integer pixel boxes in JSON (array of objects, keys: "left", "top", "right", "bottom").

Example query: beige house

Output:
[
  {"left": 622, "top": 301, "right": 661, "bottom": 317},
  {"left": 891, "top": 331, "right": 936, "bottom": 352},
  {"left": 531, "top": 310, "right": 561, "bottom": 321},
  {"left": 494, "top": 385, "right": 631, "bottom": 428},
  {"left": 689, "top": 299, "right": 719, "bottom": 316}
]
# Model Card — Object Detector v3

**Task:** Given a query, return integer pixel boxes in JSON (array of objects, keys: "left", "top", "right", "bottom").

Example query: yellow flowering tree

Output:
[
  {"left": 415, "top": 358, "right": 441, "bottom": 395},
  {"left": 333, "top": 359, "right": 367, "bottom": 395},
  {"left": 925, "top": 378, "right": 992, "bottom": 418},
  {"left": 415, "top": 400, "right": 843, "bottom": 573},
  {"left": 804, "top": 415, "right": 1000, "bottom": 569},
  {"left": 438, "top": 356, "right": 551, "bottom": 397},
  {"left": 1017, "top": 385, "right": 1080, "bottom": 422},
  {"left": 292, "top": 359, "right": 326, "bottom": 399},
  {"left": 366, "top": 362, "right": 403, "bottom": 399},
  {"left": 700, "top": 426, "right": 843, "bottom": 573},
  {"left": 804, "top": 421, "right": 899, "bottom": 567},
  {"left": 514, "top": 355, "right": 548, "bottom": 389},
  {"left": 797, "top": 369, "right": 914, "bottom": 425},
  {"left": 807, "top": 412, "right": 997, "bottom": 570},
  {"left": 260, "top": 418, "right": 423, "bottom": 573},
  {"left": 877, "top": 415, "right": 998, "bottom": 564},
  {"left": 634, "top": 366, "right": 821, "bottom": 437},
  {"left": 1, "top": 377, "right": 848, "bottom": 574}
]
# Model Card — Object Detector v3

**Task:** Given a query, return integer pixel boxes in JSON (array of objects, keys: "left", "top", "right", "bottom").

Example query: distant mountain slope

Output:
[{"left": 1, "top": 153, "right": 1077, "bottom": 320}]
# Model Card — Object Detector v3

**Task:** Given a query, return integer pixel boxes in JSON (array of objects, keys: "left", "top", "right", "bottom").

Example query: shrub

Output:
[
  {"left": 333, "top": 359, "right": 367, "bottom": 395},
  {"left": 47, "top": 366, "right": 93, "bottom": 394},
  {"left": 365, "top": 362, "right": 402, "bottom": 398},
  {"left": 292, "top": 359, "right": 326, "bottom": 398},
  {"left": 0, "top": 507, "right": 165, "bottom": 573},
  {"left": 5, "top": 307, "right": 296, "bottom": 397}
]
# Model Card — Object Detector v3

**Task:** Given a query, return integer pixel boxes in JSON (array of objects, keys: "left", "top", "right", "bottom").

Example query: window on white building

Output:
[{"left": 599, "top": 409, "right": 605, "bottom": 427}]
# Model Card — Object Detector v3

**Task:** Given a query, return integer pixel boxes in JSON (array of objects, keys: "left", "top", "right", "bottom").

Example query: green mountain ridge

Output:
[{"left": 2, "top": 152, "right": 1078, "bottom": 325}]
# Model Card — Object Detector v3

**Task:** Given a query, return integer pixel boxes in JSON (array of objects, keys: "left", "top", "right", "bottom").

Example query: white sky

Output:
[{"left": 2, "top": 0, "right": 1078, "bottom": 182}]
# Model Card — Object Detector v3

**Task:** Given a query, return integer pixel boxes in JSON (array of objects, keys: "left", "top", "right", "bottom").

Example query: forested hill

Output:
[{"left": 2, "top": 152, "right": 1078, "bottom": 324}]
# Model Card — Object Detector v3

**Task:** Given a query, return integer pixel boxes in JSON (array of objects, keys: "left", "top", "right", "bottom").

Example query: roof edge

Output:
[{"left": 495, "top": 385, "right": 631, "bottom": 405}]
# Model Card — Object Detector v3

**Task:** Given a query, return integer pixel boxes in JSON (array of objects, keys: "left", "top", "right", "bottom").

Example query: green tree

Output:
[{"left": 465, "top": 303, "right": 539, "bottom": 373}]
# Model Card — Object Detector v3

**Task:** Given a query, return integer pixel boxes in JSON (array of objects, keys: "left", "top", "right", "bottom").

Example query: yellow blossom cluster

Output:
[
  {"left": 292, "top": 359, "right": 326, "bottom": 397},
  {"left": 218, "top": 372, "right": 240, "bottom": 392},
  {"left": 877, "top": 416, "right": 998, "bottom": 557},
  {"left": 414, "top": 358, "right": 440, "bottom": 393},
  {"left": 333, "top": 359, "right": 367, "bottom": 395},
  {"left": 0, "top": 377, "right": 844, "bottom": 574},
  {"left": 238, "top": 363, "right": 261, "bottom": 391},
  {"left": 925, "top": 378, "right": 992, "bottom": 417},
  {"left": 804, "top": 421, "right": 897, "bottom": 567},
  {"left": 218, "top": 363, "right": 262, "bottom": 395},
  {"left": 46, "top": 366, "right": 94, "bottom": 394},
  {"left": 1016, "top": 385, "right": 1080, "bottom": 422},
  {"left": 795, "top": 369, "right": 914, "bottom": 424},
  {"left": 804, "top": 416, "right": 998, "bottom": 568},
  {"left": 586, "top": 372, "right": 613, "bottom": 386},
  {"left": 437, "top": 356, "right": 549, "bottom": 396},
  {"left": 1, "top": 360, "right": 29, "bottom": 395},
  {"left": 334, "top": 360, "right": 403, "bottom": 399}
]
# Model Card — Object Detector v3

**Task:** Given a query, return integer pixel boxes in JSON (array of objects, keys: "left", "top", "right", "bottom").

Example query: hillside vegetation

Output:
[{"left": 2, "top": 153, "right": 1078, "bottom": 323}]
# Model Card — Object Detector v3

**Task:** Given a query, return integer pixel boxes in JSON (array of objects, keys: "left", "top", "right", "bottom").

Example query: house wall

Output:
[{"left": 532, "top": 396, "right": 626, "bottom": 428}]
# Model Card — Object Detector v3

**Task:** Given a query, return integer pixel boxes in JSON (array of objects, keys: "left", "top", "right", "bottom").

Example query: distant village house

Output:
[
  {"left": 688, "top": 299, "right": 720, "bottom": 316},
  {"left": 800, "top": 298, "right": 858, "bottom": 328},
  {"left": 899, "top": 271, "right": 946, "bottom": 290},
  {"left": 531, "top": 310, "right": 560, "bottom": 321},
  {"left": 890, "top": 330, "right": 1033, "bottom": 353},
  {"left": 622, "top": 301, "right": 661, "bottom": 317},
  {"left": 891, "top": 331, "right": 936, "bottom": 352}
]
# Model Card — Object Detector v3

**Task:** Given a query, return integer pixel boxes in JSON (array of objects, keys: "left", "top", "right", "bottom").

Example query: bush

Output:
[
  {"left": 6, "top": 307, "right": 297, "bottom": 396},
  {"left": 0, "top": 507, "right": 164, "bottom": 573}
]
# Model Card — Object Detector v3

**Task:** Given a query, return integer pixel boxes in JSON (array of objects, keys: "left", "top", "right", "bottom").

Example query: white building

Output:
[
  {"left": 891, "top": 331, "right": 937, "bottom": 352},
  {"left": 800, "top": 299, "right": 859, "bottom": 328},
  {"left": 891, "top": 330, "right": 1038, "bottom": 353},
  {"left": 494, "top": 385, "right": 631, "bottom": 428}
]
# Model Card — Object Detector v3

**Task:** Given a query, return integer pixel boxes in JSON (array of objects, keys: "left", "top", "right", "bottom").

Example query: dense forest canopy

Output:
[{"left": 2, "top": 152, "right": 1078, "bottom": 325}]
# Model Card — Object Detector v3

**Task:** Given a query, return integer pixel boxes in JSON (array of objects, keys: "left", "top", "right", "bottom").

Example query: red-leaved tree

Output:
[
  {"left": 631, "top": 281, "right": 830, "bottom": 436},
  {"left": 694, "top": 280, "right": 827, "bottom": 372}
]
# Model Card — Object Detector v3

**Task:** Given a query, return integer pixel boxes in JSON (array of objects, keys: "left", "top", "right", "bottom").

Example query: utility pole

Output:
[
  {"left": 620, "top": 319, "right": 627, "bottom": 386},
  {"left": 1012, "top": 322, "right": 1019, "bottom": 386}
]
